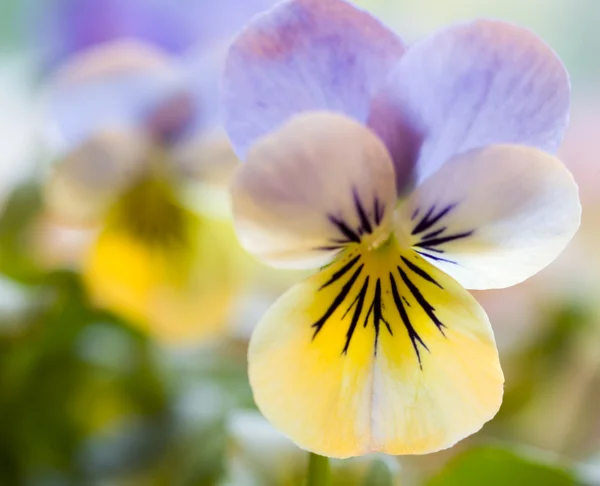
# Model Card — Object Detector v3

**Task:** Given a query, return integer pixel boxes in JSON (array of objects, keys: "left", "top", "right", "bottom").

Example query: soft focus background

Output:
[{"left": 0, "top": 0, "right": 599, "bottom": 485}]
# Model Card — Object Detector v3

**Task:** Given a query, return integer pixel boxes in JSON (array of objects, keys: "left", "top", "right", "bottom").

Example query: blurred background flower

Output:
[
  {"left": 0, "top": 0, "right": 599, "bottom": 484},
  {"left": 29, "top": 0, "right": 290, "bottom": 345}
]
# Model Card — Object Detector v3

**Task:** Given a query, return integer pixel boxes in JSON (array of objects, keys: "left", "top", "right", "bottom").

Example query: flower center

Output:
[
  {"left": 311, "top": 234, "right": 447, "bottom": 364},
  {"left": 109, "top": 171, "right": 189, "bottom": 248},
  {"left": 308, "top": 192, "right": 478, "bottom": 362},
  {"left": 318, "top": 188, "right": 392, "bottom": 254}
]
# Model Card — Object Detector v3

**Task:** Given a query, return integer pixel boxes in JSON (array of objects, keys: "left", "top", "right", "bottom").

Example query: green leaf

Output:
[{"left": 426, "top": 445, "right": 578, "bottom": 486}]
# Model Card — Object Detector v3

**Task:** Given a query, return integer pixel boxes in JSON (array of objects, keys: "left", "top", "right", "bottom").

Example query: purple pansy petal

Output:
[
  {"left": 37, "top": 0, "right": 188, "bottom": 67},
  {"left": 163, "top": 0, "right": 280, "bottom": 141},
  {"left": 371, "top": 20, "right": 570, "bottom": 187},
  {"left": 179, "top": 43, "right": 229, "bottom": 140},
  {"left": 47, "top": 40, "right": 184, "bottom": 149},
  {"left": 367, "top": 97, "right": 423, "bottom": 195},
  {"left": 222, "top": 0, "right": 405, "bottom": 159},
  {"left": 37, "top": 0, "right": 278, "bottom": 68}
]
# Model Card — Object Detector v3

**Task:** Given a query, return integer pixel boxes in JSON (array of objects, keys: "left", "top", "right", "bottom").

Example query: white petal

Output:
[
  {"left": 231, "top": 111, "right": 397, "bottom": 269},
  {"left": 397, "top": 145, "right": 581, "bottom": 290}
]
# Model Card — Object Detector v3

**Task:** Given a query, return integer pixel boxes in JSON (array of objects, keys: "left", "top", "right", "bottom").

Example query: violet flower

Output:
[
  {"left": 222, "top": 0, "right": 581, "bottom": 457},
  {"left": 37, "top": 0, "right": 274, "bottom": 344}
]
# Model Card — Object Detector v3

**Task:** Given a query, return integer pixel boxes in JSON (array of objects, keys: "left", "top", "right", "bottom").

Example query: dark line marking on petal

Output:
[
  {"left": 312, "top": 264, "right": 363, "bottom": 339},
  {"left": 353, "top": 188, "right": 372, "bottom": 235},
  {"left": 397, "top": 266, "right": 446, "bottom": 336},
  {"left": 401, "top": 256, "right": 443, "bottom": 289},
  {"left": 402, "top": 296, "right": 411, "bottom": 307},
  {"left": 364, "top": 296, "right": 374, "bottom": 328},
  {"left": 382, "top": 315, "right": 392, "bottom": 336},
  {"left": 412, "top": 203, "right": 457, "bottom": 235},
  {"left": 341, "top": 276, "right": 367, "bottom": 320},
  {"left": 320, "top": 255, "right": 361, "bottom": 289},
  {"left": 389, "top": 273, "right": 428, "bottom": 368},
  {"left": 412, "top": 205, "right": 435, "bottom": 234},
  {"left": 415, "top": 250, "right": 457, "bottom": 265},
  {"left": 328, "top": 215, "right": 361, "bottom": 243},
  {"left": 321, "top": 190, "right": 387, "bottom": 255},
  {"left": 371, "top": 278, "right": 387, "bottom": 354},
  {"left": 360, "top": 278, "right": 394, "bottom": 355},
  {"left": 422, "top": 227, "right": 446, "bottom": 240},
  {"left": 329, "top": 238, "right": 357, "bottom": 245},
  {"left": 411, "top": 208, "right": 420, "bottom": 220},
  {"left": 417, "top": 230, "right": 473, "bottom": 248},
  {"left": 314, "top": 245, "right": 345, "bottom": 251},
  {"left": 342, "top": 276, "right": 370, "bottom": 354},
  {"left": 418, "top": 245, "right": 445, "bottom": 254}
]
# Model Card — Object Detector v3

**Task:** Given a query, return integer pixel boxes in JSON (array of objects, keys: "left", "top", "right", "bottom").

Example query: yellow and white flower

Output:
[{"left": 221, "top": 0, "right": 581, "bottom": 458}]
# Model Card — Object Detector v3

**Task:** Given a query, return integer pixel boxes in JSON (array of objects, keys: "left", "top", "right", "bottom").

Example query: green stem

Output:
[{"left": 306, "top": 452, "right": 331, "bottom": 486}]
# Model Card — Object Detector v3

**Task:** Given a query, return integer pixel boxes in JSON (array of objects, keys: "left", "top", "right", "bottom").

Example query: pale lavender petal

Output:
[
  {"left": 222, "top": 0, "right": 405, "bottom": 159},
  {"left": 36, "top": 0, "right": 186, "bottom": 67},
  {"left": 179, "top": 43, "right": 229, "bottom": 139},
  {"left": 35, "top": 0, "right": 277, "bottom": 68},
  {"left": 163, "top": 0, "right": 280, "bottom": 140},
  {"left": 370, "top": 20, "right": 570, "bottom": 187},
  {"left": 47, "top": 41, "right": 184, "bottom": 149}
]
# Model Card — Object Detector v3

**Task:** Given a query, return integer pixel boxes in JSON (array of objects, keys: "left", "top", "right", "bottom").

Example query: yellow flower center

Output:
[
  {"left": 313, "top": 233, "right": 448, "bottom": 364},
  {"left": 106, "top": 146, "right": 191, "bottom": 250},
  {"left": 110, "top": 174, "right": 188, "bottom": 247}
]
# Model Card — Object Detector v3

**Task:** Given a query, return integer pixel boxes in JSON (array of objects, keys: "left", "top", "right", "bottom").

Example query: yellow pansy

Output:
[
  {"left": 232, "top": 112, "right": 579, "bottom": 458},
  {"left": 41, "top": 41, "right": 244, "bottom": 345},
  {"left": 83, "top": 174, "right": 238, "bottom": 344},
  {"left": 220, "top": 0, "right": 580, "bottom": 458}
]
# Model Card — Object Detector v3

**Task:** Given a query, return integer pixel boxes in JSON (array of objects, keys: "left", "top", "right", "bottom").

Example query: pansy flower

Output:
[
  {"left": 222, "top": 0, "right": 581, "bottom": 457},
  {"left": 37, "top": 0, "right": 274, "bottom": 343}
]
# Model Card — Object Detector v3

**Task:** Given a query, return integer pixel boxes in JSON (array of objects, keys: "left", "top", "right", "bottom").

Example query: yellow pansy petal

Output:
[
  {"left": 396, "top": 145, "right": 580, "bottom": 290},
  {"left": 83, "top": 213, "right": 238, "bottom": 345},
  {"left": 232, "top": 111, "right": 397, "bottom": 269},
  {"left": 249, "top": 239, "right": 503, "bottom": 458}
]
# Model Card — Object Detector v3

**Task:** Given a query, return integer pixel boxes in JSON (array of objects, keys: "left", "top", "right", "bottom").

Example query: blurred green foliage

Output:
[
  {"left": 0, "top": 182, "right": 258, "bottom": 483},
  {"left": 498, "top": 301, "right": 594, "bottom": 422},
  {"left": 0, "top": 182, "right": 46, "bottom": 284},
  {"left": 426, "top": 445, "right": 578, "bottom": 486},
  {"left": 0, "top": 270, "right": 169, "bottom": 484},
  {"left": 361, "top": 459, "right": 395, "bottom": 486}
]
